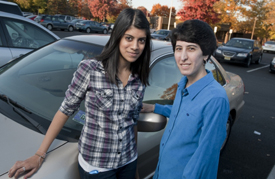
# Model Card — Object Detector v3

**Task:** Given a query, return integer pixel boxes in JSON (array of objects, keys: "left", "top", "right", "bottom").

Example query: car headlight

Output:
[
  {"left": 272, "top": 57, "right": 275, "bottom": 64},
  {"left": 216, "top": 49, "right": 221, "bottom": 53},
  {"left": 237, "top": 53, "right": 248, "bottom": 57}
]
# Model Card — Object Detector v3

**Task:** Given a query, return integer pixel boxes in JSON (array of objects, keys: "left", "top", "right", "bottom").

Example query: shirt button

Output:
[
  {"left": 120, "top": 99, "right": 124, "bottom": 102},
  {"left": 118, "top": 112, "right": 121, "bottom": 115},
  {"left": 162, "top": 143, "right": 164, "bottom": 146},
  {"left": 186, "top": 113, "right": 189, "bottom": 116},
  {"left": 119, "top": 139, "right": 122, "bottom": 142},
  {"left": 118, "top": 152, "right": 121, "bottom": 154}
]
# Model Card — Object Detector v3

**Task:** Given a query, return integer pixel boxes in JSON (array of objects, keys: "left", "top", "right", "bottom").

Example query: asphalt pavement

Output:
[{"left": 52, "top": 30, "right": 275, "bottom": 179}]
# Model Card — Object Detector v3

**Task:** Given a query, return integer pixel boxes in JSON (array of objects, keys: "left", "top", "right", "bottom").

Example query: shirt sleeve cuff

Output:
[{"left": 154, "top": 103, "right": 164, "bottom": 115}]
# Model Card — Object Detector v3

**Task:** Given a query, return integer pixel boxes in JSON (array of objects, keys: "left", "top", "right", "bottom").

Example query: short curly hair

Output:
[{"left": 170, "top": 19, "right": 217, "bottom": 61}]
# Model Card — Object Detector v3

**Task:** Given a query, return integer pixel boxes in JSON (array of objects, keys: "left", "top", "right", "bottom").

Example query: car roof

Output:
[
  {"left": 0, "top": 1, "right": 18, "bottom": 5},
  {"left": 0, "top": 12, "right": 60, "bottom": 40},
  {"left": 63, "top": 35, "right": 173, "bottom": 56},
  {"left": 231, "top": 37, "right": 255, "bottom": 42}
]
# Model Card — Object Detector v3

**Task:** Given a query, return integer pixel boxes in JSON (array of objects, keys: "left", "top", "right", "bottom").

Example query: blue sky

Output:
[{"left": 132, "top": 0, "right": 183, "bottom": 12}]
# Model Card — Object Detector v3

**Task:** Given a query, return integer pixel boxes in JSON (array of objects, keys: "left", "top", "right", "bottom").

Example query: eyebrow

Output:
[{"left": 124, "top": 34, "right": 146, "bottom": 39}]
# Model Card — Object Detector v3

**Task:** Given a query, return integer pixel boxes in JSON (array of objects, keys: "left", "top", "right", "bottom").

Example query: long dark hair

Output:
[{"left": 96, "top": 8, "right": 151, "bottom": 86}]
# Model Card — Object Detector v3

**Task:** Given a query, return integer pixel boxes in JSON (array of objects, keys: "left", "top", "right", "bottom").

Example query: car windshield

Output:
[
  {"left": 265, "top": 41, "right": 275, "bottom": 45},
  {"left": 225, "top": 39, "right": 253, "bottom": 49},
  {"left": 0, "top": 39, "right": 103, "bottom": 140}
]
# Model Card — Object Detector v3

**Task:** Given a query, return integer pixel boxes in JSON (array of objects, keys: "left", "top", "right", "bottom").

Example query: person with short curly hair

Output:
[{"left": 142, "top": 19, "right": 229, "bottom": 179}]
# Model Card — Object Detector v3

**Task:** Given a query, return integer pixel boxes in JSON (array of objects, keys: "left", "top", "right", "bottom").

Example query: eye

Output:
[
  {"left": 125, "top": 36, "right": 133, "bottom": 41},
  {"left": 175, "top": 47, "right": 182, "bottom": 51},
  {"left": 139, "top": 38, "right": 146, "bottom": 44},
  {"left": 187, "top": 47, "right": 196, "bottom": 51}
]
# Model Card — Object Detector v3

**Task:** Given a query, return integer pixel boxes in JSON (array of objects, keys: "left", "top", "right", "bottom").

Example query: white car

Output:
[
  {"left": 0, "top": 12, "right": 60, "bottom": 67},
  {"left": 0, "top": 35, "right": 245, "bottom": 179},
  {"left": 262, "top": 41, "right": 275, "bottom": 53}
]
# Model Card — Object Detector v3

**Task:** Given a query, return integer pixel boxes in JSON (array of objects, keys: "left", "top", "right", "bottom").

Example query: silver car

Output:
[
  {"left": 0, "top": 12, "right": 60, "bottom": 67},
  {"left": 0, "top": 35, "right": 245, "bottom": 179}
]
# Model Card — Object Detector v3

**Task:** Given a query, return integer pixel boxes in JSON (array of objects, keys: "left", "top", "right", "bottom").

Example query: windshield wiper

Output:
[{"left": 0, "top": 94, "right": 47, "bottom": 134}]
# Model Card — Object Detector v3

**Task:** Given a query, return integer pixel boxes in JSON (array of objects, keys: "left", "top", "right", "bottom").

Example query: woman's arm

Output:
[{"left": 8, "top": 110, "right": 69, "bottom": 179}]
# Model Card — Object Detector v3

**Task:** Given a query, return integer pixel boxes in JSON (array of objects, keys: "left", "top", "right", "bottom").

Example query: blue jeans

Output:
[{"left": 78, "top": 160, "right": 137, "bottom": 179}]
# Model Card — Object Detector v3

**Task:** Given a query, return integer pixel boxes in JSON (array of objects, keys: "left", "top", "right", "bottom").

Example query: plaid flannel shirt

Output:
[{"left": 59, "top": 59, "right": 145, "bottom": 169}]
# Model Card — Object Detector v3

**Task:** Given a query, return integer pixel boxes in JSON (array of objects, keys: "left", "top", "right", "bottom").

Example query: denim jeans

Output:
[{"left": 78, "top": 160, "right": 137, "bottom": 179}]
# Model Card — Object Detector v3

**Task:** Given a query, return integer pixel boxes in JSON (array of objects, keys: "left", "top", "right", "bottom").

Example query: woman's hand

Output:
[
  {"left": 8, "top": 155, "right": 43, "bottom": 179},
  {"left": 140, "top": 103, "right": 155, "bottom": 113}
]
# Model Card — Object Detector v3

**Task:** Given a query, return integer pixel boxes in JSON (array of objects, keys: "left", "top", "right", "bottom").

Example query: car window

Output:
[
  {"left": 205, "top": 59, "right": 225, "bottom": 86},
  {"left": 266, "top": 41, "right": 275, "bottom": 45},
  {"left": 226, "top": 39, "right": 253, "bottom": 49},
  {"left": 143, "top": 55, "right": 183, "bottom": 105},
  {"left": 3, "top": 17, "right": 56, "bottom": 49},
  {"left": 143, "top": 55, "right": 225, "bottom": 105},
  {"left": 44, "top": 16, "right": 52, "bottom": 21}
]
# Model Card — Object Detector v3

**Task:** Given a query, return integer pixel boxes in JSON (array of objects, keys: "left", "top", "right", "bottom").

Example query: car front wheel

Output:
[
  {"left": 221, "top": 115, "right": 232, "bottom": 152},
  {"left": 68, "top": 26, "right": 74, "bottom": 32},
  {"left": 245, "top": 56, "right": 252, "bottom": 67},
  {"left": 86, "top": 28, "right": 91, "bottom": 33},
  {"left": 102, "top": 29, "right": 107, "bottom": 34},
  {"left": 47, "top": 24, "right": 53, "bottom": 30}
]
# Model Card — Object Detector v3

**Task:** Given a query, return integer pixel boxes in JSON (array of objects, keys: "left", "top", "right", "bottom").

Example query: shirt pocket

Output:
[
  {"left": 94, "top": 89, "right": 113, "bottom": 110},
  {"left": 130, "top": 90, "right": 144, "bottom": 110}
]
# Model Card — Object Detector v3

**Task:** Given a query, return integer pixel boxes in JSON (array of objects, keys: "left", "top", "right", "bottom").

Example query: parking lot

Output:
[{"left": 52, "top": 30, "right": 275, "bottom": 179}]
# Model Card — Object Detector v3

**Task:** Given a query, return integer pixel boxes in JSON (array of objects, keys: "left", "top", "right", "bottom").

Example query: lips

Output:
[{"left": 128, "top": 52, "right": 139, "bottom": 57}]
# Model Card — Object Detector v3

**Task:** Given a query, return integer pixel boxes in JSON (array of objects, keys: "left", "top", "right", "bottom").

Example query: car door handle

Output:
[{"left": 137, "top": 113, "right": 167, "bottom": 132}]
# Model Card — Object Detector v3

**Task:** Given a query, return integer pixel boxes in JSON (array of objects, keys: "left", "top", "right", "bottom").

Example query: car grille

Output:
[{"left": 223, "top": 51, "right": 235, "bottom": 57}]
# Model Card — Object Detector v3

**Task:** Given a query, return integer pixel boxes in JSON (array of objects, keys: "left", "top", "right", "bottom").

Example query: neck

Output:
[{"left": 186, "top": 70, "right": 207, "bottom": 88}]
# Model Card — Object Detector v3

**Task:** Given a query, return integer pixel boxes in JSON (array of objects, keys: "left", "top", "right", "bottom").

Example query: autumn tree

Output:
[
  {"left": 88, "top": 0, "right": 116, "bottom": 21},
  {"left": 151, "top": 3, "right": 176, "bottom": 18},
  {"left": 177, "top": 0, "right": 220, "bottom": 24},
  {"left": 238, "top": 0, "right": 272, "bottom": 41},
  {"left": 137, "top": 6, "right": 147, "bottom": 16}
]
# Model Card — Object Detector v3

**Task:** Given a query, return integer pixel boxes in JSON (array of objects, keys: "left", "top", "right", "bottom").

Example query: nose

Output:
[
  {"left": 131, "top": 40, "right": 139, "bottom": 50},
  {"left": 180, "top": 48, "right": 187, "bottom": 61}
]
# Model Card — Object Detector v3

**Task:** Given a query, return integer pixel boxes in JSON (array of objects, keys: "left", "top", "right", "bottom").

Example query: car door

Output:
[
  {"left": 94, "top": 21, "right": 102, "bottom": 31},
  {"left": 52, "top": 16, "right": 61, "bottom": 29},
  {"left": 0, "top": 16, "right": 57, "bottom": 66},
  {"left": 58, "top": 18, "right": 67, "bottom": 29}
]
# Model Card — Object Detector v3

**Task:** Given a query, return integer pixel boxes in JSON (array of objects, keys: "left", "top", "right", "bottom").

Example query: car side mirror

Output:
[{"left": 137, "top": 113, "right": 167, "bottom": 132}]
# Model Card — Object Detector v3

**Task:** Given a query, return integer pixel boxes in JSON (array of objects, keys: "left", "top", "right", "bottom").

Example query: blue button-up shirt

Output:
[{"left": 153, "top": 70, "right": 230, "bottom": 179}]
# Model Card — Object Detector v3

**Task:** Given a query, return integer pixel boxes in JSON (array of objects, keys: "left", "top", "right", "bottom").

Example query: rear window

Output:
[
  {"left": 0, "top": 3, "right": 23, "bottom": 16},
  {"left": 265, "top": 41, "right": 275, "bottom": 45}
]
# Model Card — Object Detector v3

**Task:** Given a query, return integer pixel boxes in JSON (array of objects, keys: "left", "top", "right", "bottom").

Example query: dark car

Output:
[
  {"left": 0, "top": 35, "right": 245, "bottom": 179},
  {"left": 214, "top": 38, "right": 262, "bottom": 67},
  {"left": 151, "top": 29, "right": 171, "bottom": 41},
  {"left": 270, "top": 57, "right": 275, "bottom": 73},
  {"left": 75, "top": 20, "right": 108, "bottom": 34}
]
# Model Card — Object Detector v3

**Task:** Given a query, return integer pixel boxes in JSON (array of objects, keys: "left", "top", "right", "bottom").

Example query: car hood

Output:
[
  {"left": 218, "top": 45, "right": 251, "bottom": 53},
  {"left": 151, "top": 34, "right": 165, "bottom": 38},
  {"left": 0, "top": 113, "right": 67, "bottom": 175}
]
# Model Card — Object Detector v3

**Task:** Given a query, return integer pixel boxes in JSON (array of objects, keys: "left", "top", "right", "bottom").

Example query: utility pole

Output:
[
  {"left": 251, "top": 17, "right": 257, "bottom": 40},
  {"left": 167, "top": 0, "right": 173, "bottom": 30}
]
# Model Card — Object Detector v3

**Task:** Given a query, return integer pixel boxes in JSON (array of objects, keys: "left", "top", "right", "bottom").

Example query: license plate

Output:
[{"left": 224, "top": 56, "right": 231, "bottom": 60}]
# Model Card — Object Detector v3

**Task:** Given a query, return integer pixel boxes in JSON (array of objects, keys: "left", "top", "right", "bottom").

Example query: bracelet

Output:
[{"left": 35, "top": 153, "right": 45, "bottom": 159}]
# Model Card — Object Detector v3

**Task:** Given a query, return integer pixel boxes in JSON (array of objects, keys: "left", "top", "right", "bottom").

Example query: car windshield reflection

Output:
[
  {"left": 0, "top": 39, "right": 103, "bottom": 140},
  {"left": 225, "top": 39, "right": 253, "bottom": 49}
]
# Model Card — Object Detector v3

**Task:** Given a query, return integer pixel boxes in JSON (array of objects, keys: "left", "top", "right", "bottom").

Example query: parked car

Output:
[
  {"left": 70, "top": 19, "right": 83, "bottom": 29},
  {"left": 75, "top": 20, "right": 108, "bottom": 34},
  {"left": 214, "top": 38, "right": 262, "bottom": 67},
  {"left": 0, "top": 12, "right": 59, "bottom": 67},
  {"left": 270, "top": 57, "right": 275, "bottom": 73},
  {"left": 151, "top": 29, "right": 171, "bottom": 41},
  {"left": 54, "top": 15, "right": 76, "bottom": 23},
  {"left": 0, "top": 1, "right": 23, "bottom": 16},
  {"left": 0, "top": 35, "right": 244, "bottom": 179},
  {"left": 37, "top": 15, "right": 74, "bottom": 32},
  {"left": 262, "top": 41, "right": 275, "bottom": 53},
  {"left": 22, "top": 12, "right": 33, "bottom": 17},
  {"left": 26, "top": 15, "right": 37, "bottom": 21}
]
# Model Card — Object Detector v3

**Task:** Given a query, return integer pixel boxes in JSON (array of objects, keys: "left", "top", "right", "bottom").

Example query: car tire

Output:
[
  {"left": 245, "top": 56, "right": 252, "bottom": 67},
  {"left": 221, "top": 115, "right": 232, "bottom": 153},
  {"left": 68, "top": 26, "right": 74, "bottom": 32},
  {"left": 47, "top": 24, "right": 53, "bottom": 31},
  {"left": 255, "top": 54, "right": 262, "bottom": 64},
  {"left": 102, "top": 29, "right": 107, "bottom": 34},
  {"left": 86, "top": 28, "right": 91, "bottom": 33}
]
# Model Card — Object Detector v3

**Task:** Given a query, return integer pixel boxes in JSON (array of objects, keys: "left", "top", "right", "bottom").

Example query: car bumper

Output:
[
  {"left": 214, "top": 53, "right": 249, "bottom": 64},
  {"left": 263, "top": 46, "right": 275, "bottom": 52},
  {"left": 270, "top": 63, "right": 275, "bottom": 72}
]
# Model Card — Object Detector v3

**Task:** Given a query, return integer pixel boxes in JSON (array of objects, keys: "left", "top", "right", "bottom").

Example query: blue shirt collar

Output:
[{"left": 178, "top": 70, "right": 215, "bottom": 100}]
